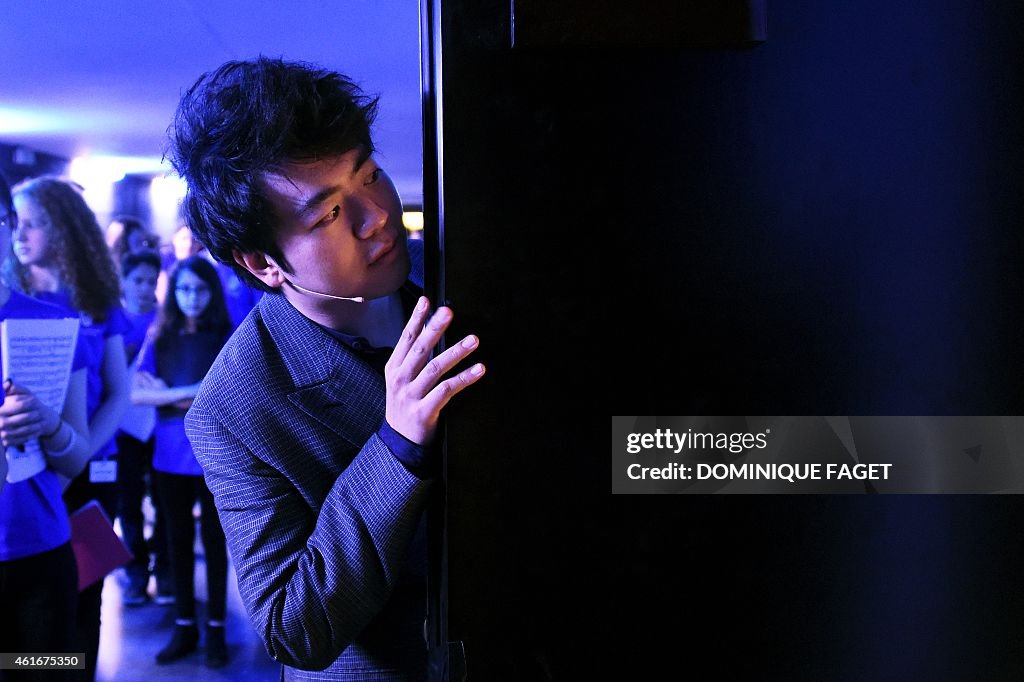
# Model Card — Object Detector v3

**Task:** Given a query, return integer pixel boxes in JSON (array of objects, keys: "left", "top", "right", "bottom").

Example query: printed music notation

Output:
[{"left": 2, "top": 318, "right": 80, "bottom": 483}]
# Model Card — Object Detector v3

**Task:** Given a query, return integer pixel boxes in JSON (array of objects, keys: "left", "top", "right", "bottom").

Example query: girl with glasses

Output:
[{"left": 131, "top": 255, "right": 232, "bottom": 667}]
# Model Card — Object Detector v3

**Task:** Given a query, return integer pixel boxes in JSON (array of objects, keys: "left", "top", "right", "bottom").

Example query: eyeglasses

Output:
[
  {"left": 0, "top": 212, "right": 17, "bottom": 231},
  {"left": 174, "top": 285, "right": 210, "bottom": 296}
]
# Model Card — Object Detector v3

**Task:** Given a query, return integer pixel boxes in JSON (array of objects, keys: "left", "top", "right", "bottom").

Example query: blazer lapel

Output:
[{"left": 260, "top": 293, "right": 385, "bottom": 447}]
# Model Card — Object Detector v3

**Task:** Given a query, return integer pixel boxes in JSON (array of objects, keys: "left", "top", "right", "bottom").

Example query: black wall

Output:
[{"left": 430, "top": 2, "right": 1024, "bottom": 679}]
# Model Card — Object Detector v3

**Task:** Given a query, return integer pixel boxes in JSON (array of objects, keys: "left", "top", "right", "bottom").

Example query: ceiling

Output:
[{"left": 0, "top": 0, "right": 425, "bottom": 203}]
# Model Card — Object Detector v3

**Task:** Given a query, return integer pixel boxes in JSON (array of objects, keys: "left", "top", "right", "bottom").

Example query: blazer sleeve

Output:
[{"left": 186, "top": 407, "right": 432, "bottom": 670}]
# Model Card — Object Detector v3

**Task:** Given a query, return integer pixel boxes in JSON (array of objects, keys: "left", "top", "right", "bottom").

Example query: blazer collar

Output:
[{"left": 259, "top": 292, "right": 385, "bottom": 445}]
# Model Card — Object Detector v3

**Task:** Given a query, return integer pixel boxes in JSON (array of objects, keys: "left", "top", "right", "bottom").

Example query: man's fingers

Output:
[
  {"left": 389, "top": 297, "right": 431, "bottom": 368},
  {"left": 407, "top": 335, "right": 479, "bottom": 397},
  {"left": 419, "top": 363, "right": 486, "bottom": 416},
  {"left": 394, "top": 306, "right": 454, "bottom": 380}
]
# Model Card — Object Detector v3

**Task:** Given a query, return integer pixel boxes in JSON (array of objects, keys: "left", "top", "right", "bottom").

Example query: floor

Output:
[{"left": 95, "top": 525, "right": 281, "bottom": 680}]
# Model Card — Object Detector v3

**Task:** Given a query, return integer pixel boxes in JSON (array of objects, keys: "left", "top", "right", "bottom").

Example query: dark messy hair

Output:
[
  {"left": 154, "top": 256, "right": 231, "bottom": 349},
  {"left": 8, "top": 176, "right": 121, "bottom": 321},
  {"left": 166, "top": 57, "right": 380, "bottom": 291},
  {"left": 121, "top": 250, "right": 161, "bottom": 278}
]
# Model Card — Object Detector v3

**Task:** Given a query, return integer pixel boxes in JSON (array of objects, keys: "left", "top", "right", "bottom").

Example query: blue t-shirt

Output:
[
  {"left": 0, "top": 290, "right": 88, "bottom": 562},
  {"left": 122, "top": 308, "right": 157, "bottom": 366},
  {"left": 117, "top": 308, "right": 157, "bottom": 441},
  {"left": 212, "top": 258, "right": 263, "bottom": 330},
  {"left": 151, "top": 331, "right": 226, "bottom": 476},
  {"left": 35, "top": 291, "right": 131, "bottom": 459}
]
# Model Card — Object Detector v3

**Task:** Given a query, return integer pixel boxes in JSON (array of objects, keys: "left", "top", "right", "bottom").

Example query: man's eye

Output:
[
  {"left": 364, "top": 168, "right": 383, "bottom": 186},
  {"left": 313, "top": 206, "right": 341, "bottom": 230}
]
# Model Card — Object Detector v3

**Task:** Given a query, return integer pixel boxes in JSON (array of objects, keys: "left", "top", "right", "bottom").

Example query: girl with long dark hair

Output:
[{"left": 132, "top": 255, "right": 232, "bottom": 668}]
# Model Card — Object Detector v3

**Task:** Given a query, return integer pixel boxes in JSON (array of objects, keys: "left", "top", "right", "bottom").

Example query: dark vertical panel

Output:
[
  {"left": 428, "top": 1, "right": 1024, "bottom": 679},
  {"left": 420, "top": 0, "right": 450, "bottom": 677}
]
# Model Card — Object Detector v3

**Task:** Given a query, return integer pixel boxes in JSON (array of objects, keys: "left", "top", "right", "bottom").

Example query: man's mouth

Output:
[{"left": 369, "top": 240, "right": 395, "bottom": 265}]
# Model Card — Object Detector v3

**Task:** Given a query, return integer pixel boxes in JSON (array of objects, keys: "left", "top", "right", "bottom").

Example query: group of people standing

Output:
[
  {"left": 5, "top": 54, "right": 486, "bottom": 682},
  {"left": 0, "top": 171, "right": 260, "bottom": 680}
]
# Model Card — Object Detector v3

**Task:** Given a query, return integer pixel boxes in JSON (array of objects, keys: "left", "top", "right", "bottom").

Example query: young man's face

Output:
[
  {"left": 258, "top": 146, "right": 410, "bottom": 304},
  {"left": 122, "top": 263, "right": 159, "bottom": 310}
]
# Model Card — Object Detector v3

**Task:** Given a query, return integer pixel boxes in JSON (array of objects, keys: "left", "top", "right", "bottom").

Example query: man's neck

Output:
[
  {"left": 354, "top": 293, "right": 406, "bottom": 348},
  {"left": 284, "top": 287, "right": 406, "bottom": 347}
]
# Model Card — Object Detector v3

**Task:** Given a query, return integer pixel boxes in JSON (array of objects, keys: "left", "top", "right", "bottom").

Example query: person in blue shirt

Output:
[
  {"left": 115, "top": 250, "right": 174, "bottom": 606},
  {"left": 132, "top": 255, "right": 232, "bottom": 667},
  {"left": 167, "top": 57, "right": 486, "bottom": 680},
  {"left": 9, "top": 176, "right": 131, "bottom": 682},
  {"left": 0, "top": 172, "right": 92, "bottom": 680}
]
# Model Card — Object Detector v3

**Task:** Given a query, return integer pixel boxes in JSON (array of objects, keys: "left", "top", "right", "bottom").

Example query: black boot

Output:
[
  {"left": 205, "top": 623, "right": 228, "bottom": 668},
  {"left": 155, "top": 623, "right": 199, "bottom": 664}
]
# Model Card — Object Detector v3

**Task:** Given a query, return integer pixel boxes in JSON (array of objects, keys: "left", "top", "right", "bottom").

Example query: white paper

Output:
[
  {"left": 119, "top": 402, "right": 157, "bottom": 442},
  {"left": 2, "top": 317, "right": 80, "bottom": 483},
  {"left": 120, "top": 339, "right": 157, "bottom": 442}
]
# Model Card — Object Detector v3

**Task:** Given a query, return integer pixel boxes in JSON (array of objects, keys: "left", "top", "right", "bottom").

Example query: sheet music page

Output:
[{"left": 1, "top": 318, "right": 80, "bottom": 483}]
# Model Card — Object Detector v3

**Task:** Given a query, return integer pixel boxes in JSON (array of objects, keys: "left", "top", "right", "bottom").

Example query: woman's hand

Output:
[
  {"left": 0, "top": 379, "right": 61, "bottom": 447},
  {"left": 171, "top": 382, "right": 202, "bottom": 410},
  {"left": 132, "top": 371, "right": 167, "bottom": 391}
]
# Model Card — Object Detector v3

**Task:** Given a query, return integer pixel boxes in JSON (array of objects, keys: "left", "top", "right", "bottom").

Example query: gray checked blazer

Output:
[{"left": 185, "top": 276, "right": 432, "bottom": 681}]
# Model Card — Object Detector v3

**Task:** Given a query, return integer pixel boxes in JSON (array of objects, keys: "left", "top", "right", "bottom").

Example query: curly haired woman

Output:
[
  {"left": 0, "top": 172, "right": 92, "bottom": 682},
  {"left": 9, "top": 176, "right": 131, "bottom": 682}
]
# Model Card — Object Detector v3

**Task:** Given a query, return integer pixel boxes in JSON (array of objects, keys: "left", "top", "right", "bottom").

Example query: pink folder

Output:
[{"left": 69, "top": 500, "right": 133, "bottom": 591}]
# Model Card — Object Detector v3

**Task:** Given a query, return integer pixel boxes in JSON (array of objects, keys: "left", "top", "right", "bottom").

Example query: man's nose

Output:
[{"left": 354, "top": 199, "right": 388, "bottom": 240}]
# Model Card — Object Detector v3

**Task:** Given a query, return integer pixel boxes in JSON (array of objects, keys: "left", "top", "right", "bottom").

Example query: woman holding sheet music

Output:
[
  {"left": 0, "top": 173, "right": 92, "bottom": 680},
  {"left": 8, "top": 176, "right": 131, "bottom": 682}
]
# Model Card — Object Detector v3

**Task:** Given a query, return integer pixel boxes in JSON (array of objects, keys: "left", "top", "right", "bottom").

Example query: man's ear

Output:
[{"left": 233, "top": 249, "right": 285, "bottom": 289}]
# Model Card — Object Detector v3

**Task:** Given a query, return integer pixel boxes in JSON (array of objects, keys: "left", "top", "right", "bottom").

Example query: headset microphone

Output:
[{"left": 283, "top": 278, "right": 365, "bottom": 303}]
